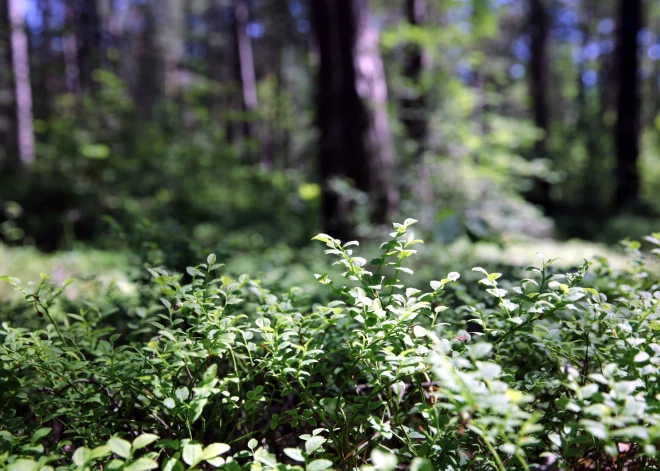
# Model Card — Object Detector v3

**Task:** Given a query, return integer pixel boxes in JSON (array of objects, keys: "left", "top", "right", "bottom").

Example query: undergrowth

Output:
[{"left": 1, "top": 220, "right": 660, "bottom": 470}]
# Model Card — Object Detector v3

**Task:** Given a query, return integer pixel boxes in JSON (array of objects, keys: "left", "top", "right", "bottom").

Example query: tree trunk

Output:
[
  {"left": 311, "top": 0, "right": 398, "bottom": 240},
  {"left": 233, "top": 0, "right": 261, "bottom": 164},
  {"left": 33, "top": 0, "right": 53, "bottom": 120},
  {"left": 8, "top": 0, "right": 35, "bottom": 166},
  {"left": 157, "top": 0, "right": 185, "bottom": 98},
  {"left": 1, "top": 0, "right": 17, "bottom": 170},
  {"left": 64, "top": 3, "right": 82, "bottom": 96},
  {"left": 74, "top": 0, "right": 102, "bottom": 93},
  {"left": 401, "top": 0, "right": 428, "bottom": 149},
  {"left": 401, "top": 0, "right": 434, "bottom": 231},
  {"left": 614, "top": 0, "right": 642, "bottom": 209},
  {"left": 132, "top": 2, "right": 161, "bottom": 119},
  {"left": 527, "top": 0, "right": 551, "bottom": 210}
]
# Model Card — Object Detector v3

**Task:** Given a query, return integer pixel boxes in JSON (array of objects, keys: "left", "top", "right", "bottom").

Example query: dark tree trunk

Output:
[
  {"left": 577, "top": 3, "right": 605, "bottom": 213},
  {"left": 132, "top": 2, "right": 161, "bottom": 119},
  {"left": 63, "top": 3, "right": 81, "bottom": 96},
  {"left": 311, "top": 0, "right": 398, "bottom": 240},
  {"left": 0, "top": 0, "right": 17, "bottom": 171},
  {"left": 401, "top": 0, "right": 428, "bottom": 149},
  {"left": 527, "top": 0, "right": 551, "bottom": 210},
  {"left": 614, "top": 0, "right": 642, "bottom": 209},
  {"left": 8, "top": 0, "right": 35, "bottom": 166},
  {"left": 33, "top": 0, "right": 53, "bottom": 120},
  {"left": 401, "top": 0, "right": 434, "bottom": 231},
  {"left": 233, "top": 0, "right": 261, "bottom": 163},
  {"left": 74, "top": 0, "right": 102, "bottom": 93}
]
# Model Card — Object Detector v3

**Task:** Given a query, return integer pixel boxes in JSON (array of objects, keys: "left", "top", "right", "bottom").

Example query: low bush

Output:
[{"left": 1, "top": 221, "right": 660, "bottom": 470}]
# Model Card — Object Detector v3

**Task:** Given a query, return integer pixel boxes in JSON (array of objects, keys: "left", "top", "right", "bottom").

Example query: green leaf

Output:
[
  {"left": 73, "top": 447, "right": 91, "bottom": 467},
  {"left": 162, "top": 458, "right": 184, "bottom": 471},
  {"left": 610, "top": 426, "right": 649, "bottom": 441},
  {"left": 163, "top": 398, "right": 176, "bottom": 409},
  {"left": 580, "top": 420, "right": 608, "bottom": 440},
  {"left": 284, "top": 448, "right": 305, "bottom": 462},
  {"left": 132, "top": 434, "right": 159, "bottom": 450},
  {"left": 31, "top": 427, "right": 52, "bottom": 442},
  {"left": 410, "top": 458, "right": 433, "bottom": 471},
  {"left": 247, "top": 438, "right": 258, "bottom": 451},
  {"left": 413, "top": 325, "right": 427, "bottom": 337},
  {"left": 206, "top": 457, "right": 225, "bottom": 467},
  {"left": 7, "top": 459, "right": 39, "bottom": 471},
  {"left": 89, "top": 445, "right": 111, "bottom": 460},
  {"left": 182, "top": 443, "right": 203, "bottom": 467},
  {"left": 108, "top": 437, "right": 132, "bottom": 459},
  {"left": 307, "top": 459, "right": 333, "bottom": 471},
  {"left": 0, "top": 276, "right": 21, "bottom": 286},
  {"left": 254, "top": 448, "right": 278, "bottom": 467},
  {"left": 201, "top": 443, "right": 230, "bottom": 460},
  {"left": 371, "top": 449, "right": 397, "bottom": 471},
  {"left": 107, "top": 459, "right": 127, "bottom": 470},
  {"left": 472, "top": 267, "right": 488, "bottom": 276},
  {"left": 305, "top": 436, "right": 326, "bottom": 454},
  {"left": 207, "top": 254, "right": 216, "bottom": 265},
  {"left": 124, "top": 458, "right": 159, "bottom": 471},
  {"left": 203, "top": 364, "right": 218, "bottom": 383},
  {"left": 174, "top": 387, "right": 189, "bottom": 402},
  {"left": 312, "top": 234, "right": 336, "bottom": 247},
  {"left": 190, "top": 398, "right": 208, "bottom": 423},
  {"left": 476, "top": 361, "right": 502, "bottom": 380},
  {"left": 467, "top": 343, "right": 492, "bottom": 359}
]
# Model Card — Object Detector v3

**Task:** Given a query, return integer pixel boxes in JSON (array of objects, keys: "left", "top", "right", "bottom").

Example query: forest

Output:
[{"left": 1, "top": 0, "right": 660, "bottom": 470}]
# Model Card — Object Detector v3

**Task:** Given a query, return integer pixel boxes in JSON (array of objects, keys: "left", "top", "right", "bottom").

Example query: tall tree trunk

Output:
[
  {"left": 8, "top": 0, "right": 35, "bottom": 166},
  {"left": 311, "top": 0, "right": 398, "bottom": 240},
  {"left": 74, "top": 0, "right": 102, "bottom": 93},
  {"left": 527, "top": 0, "right": 551, "bottom": 210},
  {"left": 33, "top": 0, "right": 53, "bottom": 119},
  {"left": 577, "top": 2, "right": 604, "bottom": 213},
  {"left": 132, "top": 2, "right": 161, "bottom": 119},
  {"left": 0, "top": 0, "right": 17, "bottom": 170},
  {"left": 208, "top": 1, "right": 235, "bottom": 143},
  {"left": 401, "top": 0, "right": 428, "bottom": 149},
  {"left": 614, "top": 0, "right": 642, "bottom": 209},
  {"left": 401, "top": 0, "right": 433, "bottom": 231},
  {"left": 63, "top": 3, "right": 81, "bottom": 96},
  {"left": 158, "top": 0, "right": 185, "bottom": 98},
  {"left": 233, "top": 0, "right": 261, "bottom": 163}
]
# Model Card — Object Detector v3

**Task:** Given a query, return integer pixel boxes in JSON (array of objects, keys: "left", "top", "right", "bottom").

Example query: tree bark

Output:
[
  {"left": 311, "top": 0, "right": 398, "bottom": 240},
  {"left": 233, "top": 0, "right": 261, "bottom": 164},
  {"left": 527, "top": 0, "right": 551, "bottom": 210},
  {"left": 158, "top": 0, "right": 185, "bottom": 97},
  {"left": 401, "top": 0, "right": 434, "bottom": 231},
  {"left": 74, "top": 0, "right": 102, "bottom": 92},
  {"left": 132, "top": 2, "right": 161, "bottom": 119},
  {"left": 63, "top": 3, "right": 82, "bottom": 96},
  {"left": 614, "top": 0, "right": 642, "bottom": 209},
  {"left": 8, "top": 0, "right": 35, "bottom": 166},
  {"left": 1, "top": 0, "right": 17, "bottom": 169},
  {"left": 401, "top": 0, "right": 428, "bottom": 149}
]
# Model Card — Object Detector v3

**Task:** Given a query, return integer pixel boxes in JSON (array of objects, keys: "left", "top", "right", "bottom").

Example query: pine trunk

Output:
[
  {"left": 233, "top": 0, "right": 261, "bottom": 164},
  {"left": 8, "top": 0, "right": 35, "bottom": 166},
  {"left": 401, "top": 0, "right": 428, "bottom": 148},
  {"left": 528, "top": 0, "right": 551, "bottom": 210},
  {"left": 614, "top": 0, "right": 642, "bottom": 209},
  {"left": 311, "top": 0, "right": 398, "bottom": 239}
]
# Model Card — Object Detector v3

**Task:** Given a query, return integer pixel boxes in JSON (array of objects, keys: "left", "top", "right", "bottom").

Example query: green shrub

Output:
[{"left": 1, "top": 221, "right": 660, "bottom": 470}]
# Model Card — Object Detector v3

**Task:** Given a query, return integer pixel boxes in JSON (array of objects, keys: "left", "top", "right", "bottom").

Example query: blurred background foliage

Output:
[{"left": 1, "top": 0, "right": 660, "bottom": 305}]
